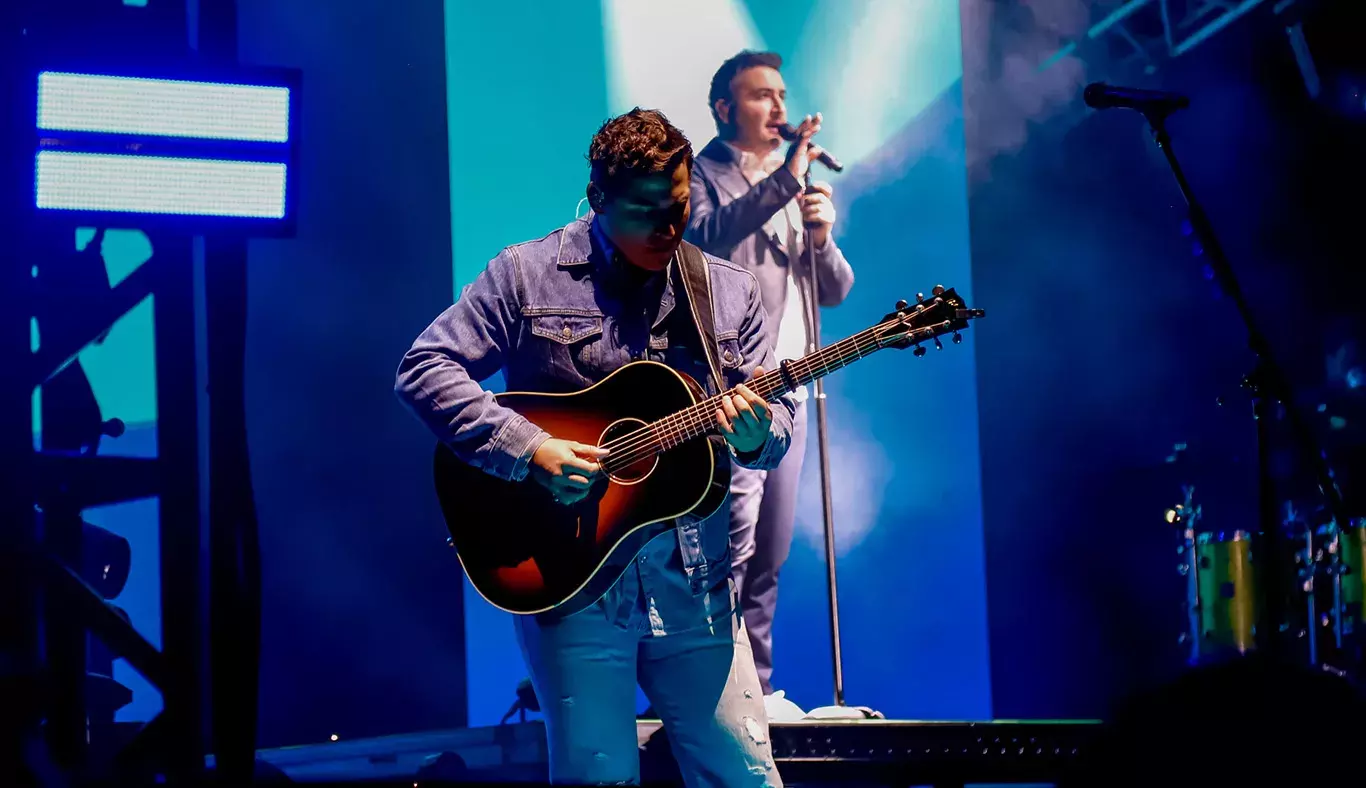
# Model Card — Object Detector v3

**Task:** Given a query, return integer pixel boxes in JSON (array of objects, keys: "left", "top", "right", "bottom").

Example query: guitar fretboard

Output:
[
  {"left": 600, "top": 321, "right": 903, "bottom": 471},
  {"left": 658, "top": 326, "right": 884, "bottom": 448}
]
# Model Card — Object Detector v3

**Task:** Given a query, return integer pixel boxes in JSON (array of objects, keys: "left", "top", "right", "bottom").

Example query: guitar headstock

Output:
[{"left": 875, "top": 285, "right": 985, "bottom": 356}]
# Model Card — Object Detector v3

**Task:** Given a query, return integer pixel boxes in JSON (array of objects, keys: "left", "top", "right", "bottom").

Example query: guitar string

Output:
[
  {"left": 600, "top": 329, "right": 873, "bottom": 468},
  {"left": 596, "top": 317, "right": 952, "bottom": 473},
  {"left": 630, "top": 329, "right": 858, "bottom": 453},
  {"left": 666, "top": 328, "right": 866, "bottom": 441},
  {"left": 605, "top": 314, "right": 960, "bottom": 470},
  {"left": 598, "top": 321, "right": 914, "bottom": 471}
]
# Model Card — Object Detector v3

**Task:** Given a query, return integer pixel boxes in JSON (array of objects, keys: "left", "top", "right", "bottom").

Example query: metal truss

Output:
[
  {"left": 1039, "top": 0, "right": 1288, "bottom": 80},
  {"left": 13, "top": 223, "right": 205, "bottom": 784},
  {"left": 4, "top": 2, "right": 261, "bottom": 786}
]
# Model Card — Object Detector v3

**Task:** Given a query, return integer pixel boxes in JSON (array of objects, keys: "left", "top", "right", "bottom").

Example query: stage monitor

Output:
[{"left": 26, "top": 62, "right": 301, "bottom": 236}]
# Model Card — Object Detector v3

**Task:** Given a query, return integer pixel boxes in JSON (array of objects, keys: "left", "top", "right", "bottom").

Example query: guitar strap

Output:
[
  {"left": 673, "top": 241, "right": 733, "bottom": 588},
  {"left": 675, "top": 241, "right": 726, "bottom": 396}
]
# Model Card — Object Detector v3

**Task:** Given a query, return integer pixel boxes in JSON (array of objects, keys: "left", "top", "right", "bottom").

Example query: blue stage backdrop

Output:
[
  {"left": 237, "top": 0, "right": 464, "bottom": 747},
  {"left": 445, "top": 0, "right": 991, "bottom": 724}
]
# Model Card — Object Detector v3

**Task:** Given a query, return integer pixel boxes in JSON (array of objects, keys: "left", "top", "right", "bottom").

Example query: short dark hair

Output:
[
  {"left": 587, "top": 107, "right": 693, "bottom": 203},
  {"left": 708, "top": 50, "right": 783, "bottom": 125}
]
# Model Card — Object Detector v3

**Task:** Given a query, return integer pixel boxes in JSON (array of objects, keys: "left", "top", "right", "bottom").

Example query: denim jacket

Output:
[{"left": 395, "top": 214, "right": 797, "bottom": 623}]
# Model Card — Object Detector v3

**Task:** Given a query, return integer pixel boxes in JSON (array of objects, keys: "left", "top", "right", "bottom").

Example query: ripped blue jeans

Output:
[{"left": 514, "top": 558, "right": 781, "bottom": 787}]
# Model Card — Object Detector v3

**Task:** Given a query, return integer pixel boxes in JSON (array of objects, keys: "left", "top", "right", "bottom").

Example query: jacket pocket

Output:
[
  {"left": 530, "top": 313, "right": 604, "bottom": 344},
  {"left": 527, "top": 313, "right": 606, "bottom": 381}
]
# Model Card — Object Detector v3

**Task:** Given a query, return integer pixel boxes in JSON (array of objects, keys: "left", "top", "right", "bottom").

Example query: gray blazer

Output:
[{"left": 686, "top": 137, "right": 855, "bottom": 353}]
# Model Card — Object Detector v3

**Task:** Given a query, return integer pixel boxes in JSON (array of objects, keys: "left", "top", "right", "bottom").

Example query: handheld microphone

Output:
[
  {"left": 778, "top": 122, "right": 844, "bottom": 173},
  {"left": 1083, "top": 82, "right": 1190, "bottom": 116}
]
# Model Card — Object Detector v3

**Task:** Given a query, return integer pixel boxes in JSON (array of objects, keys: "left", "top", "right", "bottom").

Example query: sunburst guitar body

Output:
[{"left": 434, "top": 361, "right": 729, "bottom": 617}]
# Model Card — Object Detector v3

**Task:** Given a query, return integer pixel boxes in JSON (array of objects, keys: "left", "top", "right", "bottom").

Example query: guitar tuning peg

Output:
[
  {"left": 915, "top": 292, "right": 925, "bottom": 303},
  {"left": 895, "top": 299, "right": 908, "bottom": 310},
  {"left": 952, "top": 332, "right": 962, "bottom": 344},
  {"left": 932, "top": 284, "right": 946, "bottom": 296},
  {"left": 913, "top": 344, "right": 927, "bottom": 358},
  {"left": 934, "top": 337, "right": 943, "bottom": 351}
]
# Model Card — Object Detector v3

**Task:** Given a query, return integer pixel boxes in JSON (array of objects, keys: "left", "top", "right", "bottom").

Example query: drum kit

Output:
[{"left": 1172, "top": 483, "right": 1366, "bottom": 677}]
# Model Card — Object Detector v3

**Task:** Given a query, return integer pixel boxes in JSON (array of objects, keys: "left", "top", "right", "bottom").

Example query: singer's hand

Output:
[
  {"left": 800, "top": 180, "right": 836, "bottom": 247},
  {"left": 784, "top": 113, "right": 825, "bottom": 182}
]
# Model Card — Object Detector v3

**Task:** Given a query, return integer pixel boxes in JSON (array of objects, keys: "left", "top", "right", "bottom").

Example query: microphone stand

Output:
[
  {"left": 798, "top": 171, "right": 881, "bottom": 720},
  {"left": 1138, "top": 107, "right": 1348, "bottom": 666},
  {"left": 799, "top": 172, "right": 846, "bottom": 707}
]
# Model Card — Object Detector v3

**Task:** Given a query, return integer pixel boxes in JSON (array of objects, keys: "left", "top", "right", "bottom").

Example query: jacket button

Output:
[
  {"left": 562, "top": 326, "right": 572, "bottom": 338},
  {"left": 723, "top": 351, "right": 734, "bottom": 362}
]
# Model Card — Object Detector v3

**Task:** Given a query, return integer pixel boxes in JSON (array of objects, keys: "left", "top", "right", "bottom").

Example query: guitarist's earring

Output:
[{"left": 575, "top": 196, "right": 589, "bottom": 220}]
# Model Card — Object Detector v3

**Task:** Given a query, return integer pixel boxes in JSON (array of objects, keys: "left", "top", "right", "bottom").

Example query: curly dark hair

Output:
[
  {"left": 587, "top": 107, "right": 693, "bottom": 204},
  {"left": 708, "top": 50, "right": 783, "bottom": 126}
]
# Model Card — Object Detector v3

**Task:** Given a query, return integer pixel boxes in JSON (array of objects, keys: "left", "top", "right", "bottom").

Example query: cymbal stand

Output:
[
  {"left": 1172, "top": 485, "right": 1204, "bottom": 664},
  {"left": 1285, "top": 503, "right": 1319, "bottom": 668}
]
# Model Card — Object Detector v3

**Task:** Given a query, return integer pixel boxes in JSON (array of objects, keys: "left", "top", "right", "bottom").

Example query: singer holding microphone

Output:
[{"left": 686, "top": 50, "right": 855, "bottom": 707}]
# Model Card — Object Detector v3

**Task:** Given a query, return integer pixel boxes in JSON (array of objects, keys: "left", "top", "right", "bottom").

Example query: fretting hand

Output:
[
  {"left": 530, "top": 438, "right": 609, "bottom": 506},
  {"left": 716, "top": 366, "right": 772, "bottom": 455}
]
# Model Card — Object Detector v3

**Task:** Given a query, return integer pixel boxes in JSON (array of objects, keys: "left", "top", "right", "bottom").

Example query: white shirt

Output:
[{"left": 723, "top": 142, "right": 810, "bottom": 402}]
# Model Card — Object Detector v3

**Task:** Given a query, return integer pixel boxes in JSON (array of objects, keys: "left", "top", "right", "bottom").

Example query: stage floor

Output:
[{"left": 249, "top": 717, "right": 1102, "bottom": 785}]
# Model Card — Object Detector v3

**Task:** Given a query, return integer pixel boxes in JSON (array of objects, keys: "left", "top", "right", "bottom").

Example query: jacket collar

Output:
[
  {"left": 554, "top": 212, "right": 676, "bottom": 327},
  {"left": 557, "top": 211, "right": 675, "bottom": 278},
  {"left": 554, "top": 212, "right": 596, "bottom": 268},
  {"left": 554, "top": 212, "right": 647, "bottom": 273},
  {"left": 697, "top": 137, "right": 766, "bottom": 212},
  {"left": 699, "top": 136, "right": 738, "bottom": 165}
]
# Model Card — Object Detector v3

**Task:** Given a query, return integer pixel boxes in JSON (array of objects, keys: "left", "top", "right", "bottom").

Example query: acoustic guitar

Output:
[{"left": 433, "top": 286, "right": 984, "bottom": 616}]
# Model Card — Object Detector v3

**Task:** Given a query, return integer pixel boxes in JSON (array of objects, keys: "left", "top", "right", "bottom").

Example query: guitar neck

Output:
[{"left": 650, "top": 325, "right": 888, "bottom": 450}]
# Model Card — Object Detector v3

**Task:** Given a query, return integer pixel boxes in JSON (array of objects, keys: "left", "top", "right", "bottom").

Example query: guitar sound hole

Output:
[{"left": 600, "top": 418, "right": 659, "bottom": 485}]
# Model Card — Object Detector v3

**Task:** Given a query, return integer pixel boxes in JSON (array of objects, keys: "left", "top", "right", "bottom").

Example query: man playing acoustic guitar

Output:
[{"left": 395, "top": 108, "right": 803, "bottom": 786}]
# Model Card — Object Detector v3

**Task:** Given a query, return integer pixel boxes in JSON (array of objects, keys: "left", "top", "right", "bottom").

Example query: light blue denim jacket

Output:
[{"left": 395, "top": 214, "right": 797, "bottom": 631}]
